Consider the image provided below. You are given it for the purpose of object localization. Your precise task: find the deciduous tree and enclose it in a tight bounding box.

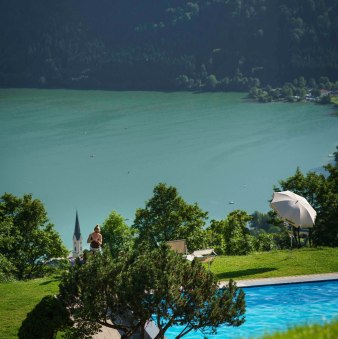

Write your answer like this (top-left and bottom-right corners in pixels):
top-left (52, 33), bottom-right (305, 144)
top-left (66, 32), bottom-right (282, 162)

top-left (132, 183), bottom-right (208, 251)
top-left (0, 193), bottom-right (68, 280)
top-left (101, 210), bottom-right (134, 259)
top-left (207, 210), bottom-right (253, 255)
top-left (275, 164), bottom-right (338, 246)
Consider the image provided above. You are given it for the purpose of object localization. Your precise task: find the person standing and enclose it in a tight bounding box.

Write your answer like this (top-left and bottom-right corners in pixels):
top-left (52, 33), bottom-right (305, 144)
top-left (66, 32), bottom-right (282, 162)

top-left (87, 224), bottom-right (102, 253)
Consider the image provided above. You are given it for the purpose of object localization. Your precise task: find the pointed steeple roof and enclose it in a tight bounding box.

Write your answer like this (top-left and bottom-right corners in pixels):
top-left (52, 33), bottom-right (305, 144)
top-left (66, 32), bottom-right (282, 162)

top-left (74, 210), bottom-right (82, 240)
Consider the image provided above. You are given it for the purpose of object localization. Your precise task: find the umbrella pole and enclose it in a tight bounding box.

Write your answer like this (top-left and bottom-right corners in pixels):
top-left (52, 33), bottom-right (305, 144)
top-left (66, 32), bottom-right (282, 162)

top-left (292, 226), bottom-right (301, 248)
top-left (292, 226), bottom-right (297, 248)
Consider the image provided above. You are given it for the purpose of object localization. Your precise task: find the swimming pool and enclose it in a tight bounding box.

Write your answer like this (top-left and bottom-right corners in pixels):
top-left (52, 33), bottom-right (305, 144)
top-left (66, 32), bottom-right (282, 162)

top-left (165, 280), bottom-right (338, 339)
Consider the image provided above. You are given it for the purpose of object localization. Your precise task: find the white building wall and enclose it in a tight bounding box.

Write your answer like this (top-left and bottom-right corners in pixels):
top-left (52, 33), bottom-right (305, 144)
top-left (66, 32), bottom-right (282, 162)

top-left (72, 235), bottom-right (83, 257)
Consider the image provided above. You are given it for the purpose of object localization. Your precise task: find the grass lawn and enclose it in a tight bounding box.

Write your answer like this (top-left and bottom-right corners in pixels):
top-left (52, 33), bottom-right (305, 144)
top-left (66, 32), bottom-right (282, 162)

top-left (0, 276), bottom-right (60, 339)
top-left (0, 248), bottom-right (337, 339)
top-left (211, 247), bottom-right (338, 281)
top-left (262, 321), bottom-right (338, 339)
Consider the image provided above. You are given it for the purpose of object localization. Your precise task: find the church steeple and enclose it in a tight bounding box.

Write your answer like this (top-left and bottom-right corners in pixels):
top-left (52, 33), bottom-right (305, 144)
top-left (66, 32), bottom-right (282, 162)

top-left (72, 210), bottom-right (83, 257)
top-left (74, 210), bottom-right (81, 240)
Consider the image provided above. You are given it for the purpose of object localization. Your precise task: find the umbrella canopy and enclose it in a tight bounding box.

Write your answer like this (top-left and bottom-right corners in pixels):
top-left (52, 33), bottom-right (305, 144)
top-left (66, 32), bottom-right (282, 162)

top-left (270, 191), bottom-right (316, 227)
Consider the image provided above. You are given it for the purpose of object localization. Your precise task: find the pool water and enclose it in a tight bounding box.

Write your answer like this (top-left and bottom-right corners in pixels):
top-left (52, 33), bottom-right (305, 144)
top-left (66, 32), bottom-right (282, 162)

top-left (165, 280), bottom-right (338, 339)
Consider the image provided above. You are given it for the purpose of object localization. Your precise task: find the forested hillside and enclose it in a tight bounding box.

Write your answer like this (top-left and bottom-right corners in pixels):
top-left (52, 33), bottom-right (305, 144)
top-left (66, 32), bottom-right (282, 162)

top-left (0, 0), bottom-right (337, 91)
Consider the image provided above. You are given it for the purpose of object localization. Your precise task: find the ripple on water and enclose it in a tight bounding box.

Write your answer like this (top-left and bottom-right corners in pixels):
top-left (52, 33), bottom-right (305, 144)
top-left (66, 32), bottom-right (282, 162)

top-left (165, 280), bottom-right (338, 339)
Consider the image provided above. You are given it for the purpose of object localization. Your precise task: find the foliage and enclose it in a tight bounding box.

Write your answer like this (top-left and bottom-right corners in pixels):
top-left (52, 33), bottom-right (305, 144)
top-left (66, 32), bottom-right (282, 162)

top-left (318, 94), bottom-right (332, 104)
top-left (250, 211), bottom-right (274, 234)
top-left (59, 245), bottom-right (245, 339)
top-left (249, 211), bottom-right (289, 250)
top-left (100, 210), bottom-right (134, 259)
top-left (207, 210), bottom-right (254, 255)
top-left (249, 76), bottom-right (338, 103)
top-left (18, 295), bottom-right (72, 339)
top-left (132, 183), bottom-right (208, 251)
top-left (275, 164), bottom-right (338, 247)
top-left (252, 233), bottom-right (276, 252)
top-left (273, 228), bottom-right (294, 250)
top-left (1, 0), bottom-right (337, 90)
top-left (0, 253), bottom-right (15, 282)
top-left (0, 193), bottom-right (68, 280)
top-left (208, 209), bottom-right (286, 254)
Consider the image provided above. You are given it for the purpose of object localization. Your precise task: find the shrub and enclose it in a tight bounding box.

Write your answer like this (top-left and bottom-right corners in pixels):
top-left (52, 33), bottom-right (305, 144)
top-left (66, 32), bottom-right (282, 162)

top-left (0, 254), bottom-right (15, 282)
top-left (253, 233), bottom-right (276, 252)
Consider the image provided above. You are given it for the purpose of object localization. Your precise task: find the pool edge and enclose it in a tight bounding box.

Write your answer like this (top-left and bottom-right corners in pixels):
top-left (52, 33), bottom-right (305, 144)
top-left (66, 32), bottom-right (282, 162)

top-left (219, 272), bottom-right (338, 288)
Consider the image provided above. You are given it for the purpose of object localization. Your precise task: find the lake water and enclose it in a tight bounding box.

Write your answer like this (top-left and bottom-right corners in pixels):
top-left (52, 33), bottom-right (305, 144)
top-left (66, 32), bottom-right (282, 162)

top-left (0, 89), bottom-right (337, 249)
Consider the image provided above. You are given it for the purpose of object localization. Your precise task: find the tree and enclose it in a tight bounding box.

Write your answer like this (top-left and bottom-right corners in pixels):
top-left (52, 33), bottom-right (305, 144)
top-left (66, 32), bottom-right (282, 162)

top-left (311, 88), bottom-right (321, 97)
top-left (222, 210), bottom-right (253, 255)
top-left (175, 74), bottom-right (191, 89)
top-left (0, 253), bottom-right (15, 282)
top-left (101, 210), bottom-right (134, 259)
top-left (249, 211), bottom-right (271, 234)
top-left (248, 211), bottom-right (286, 250)
top-left (207, 210), bottom-right (253, 255)
top-left (0, 193), bottom-right (68, 280)
top-left (249, 86), bottom-right (260, 98)
top-left (59, 245), bottom-right (245, 339)
top-left (205, 219), bottom-right (226, 255)
top-left (2, 0), bottom-right (338, 91)
top-left (132, 183), bottom-right (208, 251)
top-left (206, 74), bottom-right (218, 90)
top-left (297, 76), bottom-right (307, 88)
top-left (318, 94), bottom-right (331, 104)
top-left (253, 233), bottom-right (276, 252)
top-left (275, 164), bottom-right (338, 247)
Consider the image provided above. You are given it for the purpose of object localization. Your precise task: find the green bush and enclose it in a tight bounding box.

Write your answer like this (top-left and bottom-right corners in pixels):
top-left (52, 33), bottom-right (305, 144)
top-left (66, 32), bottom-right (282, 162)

top-left (253, 233), bottom-right (276, 251)
top-left (0, 254), bottom-right (15, 282)
top-left (273, 229), bottom-right (292, 250)
top-left (318, 94), bottom-right (332, 104)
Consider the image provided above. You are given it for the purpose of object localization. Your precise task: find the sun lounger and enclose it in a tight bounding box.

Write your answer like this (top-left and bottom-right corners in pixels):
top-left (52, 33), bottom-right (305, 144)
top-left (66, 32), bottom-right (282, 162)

top-left (166, 240), bottom-right (216, 267)
top-left (192, 248), bottom-right (217, 265)
top-left (166, 239), bottom-right (188, 255)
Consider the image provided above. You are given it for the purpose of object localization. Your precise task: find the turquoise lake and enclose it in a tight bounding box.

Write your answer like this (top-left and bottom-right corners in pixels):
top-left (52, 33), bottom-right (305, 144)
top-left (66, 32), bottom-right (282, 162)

top-left (0, 89), bottom-right (337, 249)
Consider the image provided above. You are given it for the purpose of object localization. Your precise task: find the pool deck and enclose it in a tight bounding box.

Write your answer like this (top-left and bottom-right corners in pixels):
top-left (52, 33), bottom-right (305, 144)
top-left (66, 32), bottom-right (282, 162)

top-left (221, 272), bottom-right (338, 288)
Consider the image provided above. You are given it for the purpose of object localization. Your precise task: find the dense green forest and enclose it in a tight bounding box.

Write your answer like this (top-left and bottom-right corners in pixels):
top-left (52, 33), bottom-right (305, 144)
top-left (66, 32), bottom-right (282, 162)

top-left (0, 0), bottom-right (337, 91)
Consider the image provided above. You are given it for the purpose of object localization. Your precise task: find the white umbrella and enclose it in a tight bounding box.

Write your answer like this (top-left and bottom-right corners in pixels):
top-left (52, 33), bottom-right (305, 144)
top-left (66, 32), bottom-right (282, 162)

top-left (270, 191), bottom-right (316, 227)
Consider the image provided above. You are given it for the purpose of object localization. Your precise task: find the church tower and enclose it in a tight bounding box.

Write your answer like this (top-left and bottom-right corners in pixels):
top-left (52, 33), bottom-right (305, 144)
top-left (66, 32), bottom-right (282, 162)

top-left (72, 211), bottom-right (83, 257)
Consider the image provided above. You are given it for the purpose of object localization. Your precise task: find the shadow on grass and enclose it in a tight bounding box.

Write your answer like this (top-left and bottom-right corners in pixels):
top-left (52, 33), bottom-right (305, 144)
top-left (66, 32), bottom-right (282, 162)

top-left (216, 267), bottom-right (277, 280)
top-left (39, 275), bottom-right (62, 285)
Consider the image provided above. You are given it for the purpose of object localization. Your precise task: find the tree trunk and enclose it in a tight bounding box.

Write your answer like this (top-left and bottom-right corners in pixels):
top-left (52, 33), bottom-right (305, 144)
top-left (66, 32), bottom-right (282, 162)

top-left (154, 329), bottom-right (165, 339)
